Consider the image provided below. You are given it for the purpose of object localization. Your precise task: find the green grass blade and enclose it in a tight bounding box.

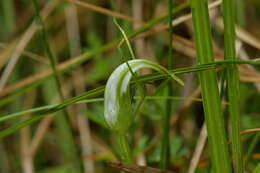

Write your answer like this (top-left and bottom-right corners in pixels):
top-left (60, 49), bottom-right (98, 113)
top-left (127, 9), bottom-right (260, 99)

top-left (160, 0), bottom-right (174, 169)
top-left (222, 0), bottom-right (243, 172)
top-left (190, 0), bottom-right (232, 172)
top-left (0, 60), bottom-right (259, 123)
top-left (0, 60), bottom-right (259, 138)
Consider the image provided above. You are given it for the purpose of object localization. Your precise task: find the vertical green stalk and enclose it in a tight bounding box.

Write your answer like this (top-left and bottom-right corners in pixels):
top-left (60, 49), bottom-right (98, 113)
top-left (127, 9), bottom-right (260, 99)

top-left (235, 0), bottom-right (258, 169)
top-left (117, 134), bottom-right (132, 163)
top-left (223, 0), bottom-right (243, 172)
top-left (190, 0), bottom-right (232, 173)
top-left (31, 0), bottom-right (81, 171)
top-left (160, 0), bottom-right (174, 169)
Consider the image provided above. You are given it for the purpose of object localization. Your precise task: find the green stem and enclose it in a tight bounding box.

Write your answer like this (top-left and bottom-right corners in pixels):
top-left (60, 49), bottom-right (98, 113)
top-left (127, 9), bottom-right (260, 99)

top-left (190, 0), bottom-right (232, 173)
top-left (160, 0), bottom-right (174, 169)
top-left (222, 0), bottom-right (243, 172)
top-left (117, 134), bottom-right (132, 163)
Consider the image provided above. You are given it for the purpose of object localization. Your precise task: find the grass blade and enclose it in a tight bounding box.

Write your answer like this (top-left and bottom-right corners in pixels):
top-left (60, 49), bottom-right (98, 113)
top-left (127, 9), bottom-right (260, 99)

top-left (0, 60), bottom-right (259, 138)
top-left (222, 0), bottom-right (243, 172)
top-left (160, 0), bottom-right (174, 169)
top-left (190, 0), bottom-right (232, 172)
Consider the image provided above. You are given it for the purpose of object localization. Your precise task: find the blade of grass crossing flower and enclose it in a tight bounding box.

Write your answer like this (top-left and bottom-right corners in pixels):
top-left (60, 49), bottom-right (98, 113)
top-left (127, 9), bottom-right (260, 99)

top-left (0, 60), bottom-right (258, 124)
top-left (104, 59), bottom-right (183, 134)
top-left (113, 18), bottom-right (136, 60)
top-left (113, 19), bottom-right (147, 164)
top-left (190, 0), bottom-right (232, 173)
top-left (0, 60), bottom-right (259, 138)
top-left (114, 18), bottom-right (147, 128)
top-left (104, 59), bottom-right (183, 162)
top-left (222, 0), bottom-right (243, 172)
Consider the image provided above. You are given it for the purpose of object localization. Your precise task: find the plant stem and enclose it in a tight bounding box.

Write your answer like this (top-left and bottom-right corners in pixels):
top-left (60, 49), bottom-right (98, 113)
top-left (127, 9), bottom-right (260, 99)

top-left (222, 0), bottom-right (243, 172)
top-left (160, 0), bottom-right (174, 169)
top-left (190, 0), bottom-right (232, 173)
top-left (117, 134), bottom-right (132, 163)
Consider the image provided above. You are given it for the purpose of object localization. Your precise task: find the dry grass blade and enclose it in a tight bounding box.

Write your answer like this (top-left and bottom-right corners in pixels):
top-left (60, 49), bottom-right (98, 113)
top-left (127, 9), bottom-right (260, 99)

top-left (65, 3), bottom-right (94, 172)
top-left (240, 128), bottom-right (260, 136)
top-left (137, 0), bottom-right (222, 39)
top-left (187, 123), bottom-right (207, 173)
top-left (215, 18), bottom-right (260, 50)
top-left (0, 43), bottom-right (48, 64)
top-left (66, 0), bottom-right (140, 23)
top-left (107, 161), bottom-right (175, 173)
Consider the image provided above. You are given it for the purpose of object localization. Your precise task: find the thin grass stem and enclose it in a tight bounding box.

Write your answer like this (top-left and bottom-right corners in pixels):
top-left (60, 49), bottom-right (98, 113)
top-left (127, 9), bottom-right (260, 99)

top-left (160, 0), bottom-right (174, 169)
top-left (222, 0), bottom-right (243, 172)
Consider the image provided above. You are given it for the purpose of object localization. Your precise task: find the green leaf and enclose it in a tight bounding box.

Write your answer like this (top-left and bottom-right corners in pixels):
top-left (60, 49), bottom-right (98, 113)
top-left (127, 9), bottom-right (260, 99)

top-left (104, 59), bottom-right (184, 134)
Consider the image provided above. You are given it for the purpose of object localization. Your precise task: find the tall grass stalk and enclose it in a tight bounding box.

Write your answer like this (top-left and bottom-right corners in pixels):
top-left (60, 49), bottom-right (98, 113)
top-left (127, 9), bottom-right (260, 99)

top-left (190, 0), bottom-right (232, 173)
top-left (222, 0), bottom-right (243, 172)
top-left (160, 0), bottom-right (174, 169)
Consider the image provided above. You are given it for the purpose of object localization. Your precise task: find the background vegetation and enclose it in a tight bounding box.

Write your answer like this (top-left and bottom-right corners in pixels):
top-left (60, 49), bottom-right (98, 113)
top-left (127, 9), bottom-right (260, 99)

top-left (0, 0), bottom-right (260, 173)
